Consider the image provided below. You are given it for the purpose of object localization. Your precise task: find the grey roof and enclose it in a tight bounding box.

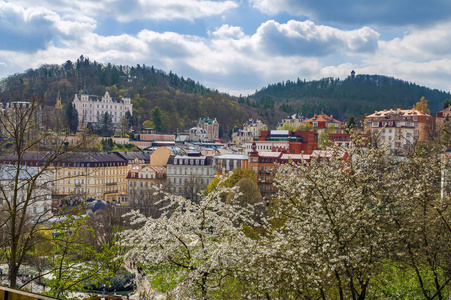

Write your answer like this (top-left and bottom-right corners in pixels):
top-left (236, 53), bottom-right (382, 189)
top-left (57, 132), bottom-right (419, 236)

top-left (0, 151), bottom-right (127, 165)
top-left (113, 151), bottom-right (150, 163)
top-left (0, 165), bottom-right (51, 181)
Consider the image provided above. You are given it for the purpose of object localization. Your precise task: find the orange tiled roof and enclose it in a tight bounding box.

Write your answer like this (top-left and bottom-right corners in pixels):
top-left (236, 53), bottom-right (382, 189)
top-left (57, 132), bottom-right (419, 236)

top-left (302, 114), bottom-right (343, 124)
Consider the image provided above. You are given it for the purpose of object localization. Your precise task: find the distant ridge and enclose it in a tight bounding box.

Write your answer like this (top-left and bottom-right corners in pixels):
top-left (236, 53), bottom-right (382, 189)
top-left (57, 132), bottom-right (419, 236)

top-left (249, 74), bottom-right (451, 121)
top-left (1, 57), bottom-right (449, 133)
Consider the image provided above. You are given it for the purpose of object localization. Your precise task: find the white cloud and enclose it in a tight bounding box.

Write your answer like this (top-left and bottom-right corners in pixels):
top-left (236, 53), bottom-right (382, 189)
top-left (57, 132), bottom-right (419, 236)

top-left (211, 25), bottom-right (245, 39)
top-left (1, 0), bottom-right (451, 96)
top-left (253, 20), bottom-right (379, 56)
top-left (379, 22), bottom-right (451, 61)
top-left (10, 0), bottom-right (238, 22)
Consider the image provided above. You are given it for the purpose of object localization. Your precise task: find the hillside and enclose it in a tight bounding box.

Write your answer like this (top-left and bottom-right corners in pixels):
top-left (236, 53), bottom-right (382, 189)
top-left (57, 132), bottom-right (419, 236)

top-left (249, 74), bottom-right (451, 121)
top-left (1, 58), bottom-right (450, 136)
top-left (0, 56), bottom-right (254, 138)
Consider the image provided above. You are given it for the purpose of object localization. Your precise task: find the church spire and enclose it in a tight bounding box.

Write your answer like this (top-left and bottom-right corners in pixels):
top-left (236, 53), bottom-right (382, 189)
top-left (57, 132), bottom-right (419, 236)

top-left (55, 91), bottom-right (63, 110)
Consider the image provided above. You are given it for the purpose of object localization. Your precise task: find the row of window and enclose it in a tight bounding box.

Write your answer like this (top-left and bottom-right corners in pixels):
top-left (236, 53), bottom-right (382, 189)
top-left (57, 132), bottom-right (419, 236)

top-left (58, 169), bottom-right (127, 176)
top-left (58, 177), bottom-right (125, 185)
top-left (372, 121), bottom-right (419, 128)
top-left (169, 177), bottom-right (206, 185)
top-left (130, 173), bottom-right (155, 178)
top-left (80, 103), bottom-right (129, 110)
top-left (173, 159), bottom-right (206, 165)
top-left (168, 167), bottom-right (213, 175)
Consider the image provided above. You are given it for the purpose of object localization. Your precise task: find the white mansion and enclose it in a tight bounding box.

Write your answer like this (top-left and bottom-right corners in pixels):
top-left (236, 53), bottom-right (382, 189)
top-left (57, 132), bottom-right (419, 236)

top-left (73, 89), bottom-right (133, 129)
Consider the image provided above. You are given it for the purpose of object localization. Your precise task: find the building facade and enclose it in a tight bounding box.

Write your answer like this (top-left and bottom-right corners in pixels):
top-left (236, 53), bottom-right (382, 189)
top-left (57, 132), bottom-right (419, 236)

top-left (198, 117), bottom-right (219, 141)
top-left (166, 151), bottom-right (216, 200)
top-left (215, 154), bottom-right (249, 174)
top-left (0, 165), bottom-right (52, 218)
top-left (244, 130), bottom-right (319, 155)
top-left (301, 114), bottom-right (344, 133)
top-left (232, 119), bottom-right (268, 146)
top-left (0, 152), bottom-right (128, 203)
top-left (364, 108), bottom-right (433, 151)
top-left (277, 113), bottom-right (306, 129)
top-left (73, 90), bottom-right (132, 129)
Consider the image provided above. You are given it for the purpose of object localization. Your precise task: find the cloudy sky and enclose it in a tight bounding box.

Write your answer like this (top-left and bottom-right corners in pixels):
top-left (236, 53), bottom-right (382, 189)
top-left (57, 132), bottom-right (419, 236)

top-left (1, 0), bottom-right (451, 95)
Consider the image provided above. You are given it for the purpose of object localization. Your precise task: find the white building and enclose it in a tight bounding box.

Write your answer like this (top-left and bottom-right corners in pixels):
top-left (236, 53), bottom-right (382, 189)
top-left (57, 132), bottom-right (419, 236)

top-left (232, 119), bottom-right (268, 146)
top-left (166, 151), bottom-right (216, 199)
top-left (73, 90), bottom-right (132, 129)
top-left (0, 165), bottom-right (52, 218)
top-left (189, 127), bottom-right (208, 142)
top-left (277, 113), bottom-right (306, 129)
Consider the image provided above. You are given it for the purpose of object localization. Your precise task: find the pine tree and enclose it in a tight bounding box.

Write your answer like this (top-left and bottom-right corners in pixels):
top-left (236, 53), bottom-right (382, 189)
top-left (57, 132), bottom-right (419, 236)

top-left (65, 103), bottom-right (79, 134)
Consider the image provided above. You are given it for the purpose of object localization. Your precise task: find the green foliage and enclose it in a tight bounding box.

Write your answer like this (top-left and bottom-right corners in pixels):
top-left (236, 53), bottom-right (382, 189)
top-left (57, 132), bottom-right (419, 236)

top-left (370, 261), bottom-right (451, 299)
top-left (97, 112), bottom-right (114, 137)
top-left (346, 115), bottom-right (355, 131)
top-left (65, 103), bottom-right (78, 134)
top-left (100, 138), bottom-right (114, 151)
top-left (44, 213), bottom-right (122, 299)
top-left (204, 167), bottom-right (257, 196)
top-left (443, 99), bottom-right (451, 109)
top-left (142, 120), bottom-right (154, 129)
top-left (296, 123), bottom-right (313, 131)
top-left (318, 131), bottom-right (329, 148)
top-left (151, 107), bottom-right (163, 132)
top-left (279, 122), bottom-right (295, 131)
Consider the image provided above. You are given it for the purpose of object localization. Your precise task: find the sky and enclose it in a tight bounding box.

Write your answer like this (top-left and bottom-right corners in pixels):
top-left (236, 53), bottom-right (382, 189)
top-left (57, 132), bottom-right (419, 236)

top-left (1, 0), bottom-right (451, 96)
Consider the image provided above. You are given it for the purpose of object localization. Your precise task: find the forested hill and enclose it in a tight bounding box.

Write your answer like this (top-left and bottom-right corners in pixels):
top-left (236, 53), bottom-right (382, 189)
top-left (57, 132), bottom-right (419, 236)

top-left (0, 56), bottom-right (254, 137)
top-left (249, 75), bottom-right (451, 120)
top-left (2, 57), bottom-right (451, 134)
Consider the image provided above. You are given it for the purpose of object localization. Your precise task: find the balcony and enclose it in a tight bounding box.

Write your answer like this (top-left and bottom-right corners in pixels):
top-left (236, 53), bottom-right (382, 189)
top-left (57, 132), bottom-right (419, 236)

top-left (106, 182), bottom-right (118, 186)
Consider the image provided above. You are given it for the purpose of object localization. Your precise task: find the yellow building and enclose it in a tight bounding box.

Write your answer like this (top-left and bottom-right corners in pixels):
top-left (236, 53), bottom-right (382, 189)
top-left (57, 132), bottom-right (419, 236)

top-left (0, 152), bottom-right (128, 204)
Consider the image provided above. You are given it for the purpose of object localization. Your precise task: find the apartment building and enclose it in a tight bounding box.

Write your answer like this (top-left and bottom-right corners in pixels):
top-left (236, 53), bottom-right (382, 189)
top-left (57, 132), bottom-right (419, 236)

top-left (0, 152), bottom-right (128, 203)
top-left (166, 151), bottom-right (216, 199)
top-left (364, 108), bottom-right (433, 151)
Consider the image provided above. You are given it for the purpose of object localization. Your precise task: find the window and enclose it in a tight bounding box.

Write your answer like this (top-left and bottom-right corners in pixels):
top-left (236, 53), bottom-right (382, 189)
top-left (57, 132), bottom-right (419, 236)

top-left (372, 122), bottom-right (379, 127)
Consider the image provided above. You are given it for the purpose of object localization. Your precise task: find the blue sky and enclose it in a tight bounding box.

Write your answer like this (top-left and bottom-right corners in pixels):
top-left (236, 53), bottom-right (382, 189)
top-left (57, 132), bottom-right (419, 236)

top-left (1, 0), bottom-right (451, 96)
